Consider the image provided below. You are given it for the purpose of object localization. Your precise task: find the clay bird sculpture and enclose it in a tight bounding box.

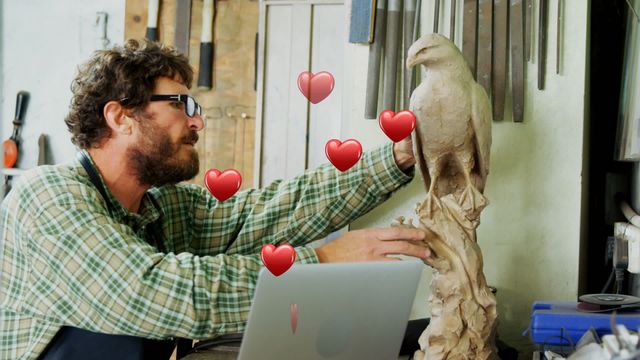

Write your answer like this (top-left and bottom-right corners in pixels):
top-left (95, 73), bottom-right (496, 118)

top-left (406, 33), bottom-right (492, 219)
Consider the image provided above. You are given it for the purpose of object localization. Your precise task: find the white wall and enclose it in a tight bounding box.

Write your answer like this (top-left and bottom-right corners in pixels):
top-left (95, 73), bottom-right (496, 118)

top-left (342, 0), bottom-right (590, 353)
top-left (1, 0), bottom-right (125, 169)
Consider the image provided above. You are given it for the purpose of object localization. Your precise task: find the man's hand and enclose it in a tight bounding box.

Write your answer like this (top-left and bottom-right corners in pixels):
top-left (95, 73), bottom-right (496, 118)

top-left (314, 227), bottom-right (431, 263)
top-left (393, 136), bottom-right (416, 172)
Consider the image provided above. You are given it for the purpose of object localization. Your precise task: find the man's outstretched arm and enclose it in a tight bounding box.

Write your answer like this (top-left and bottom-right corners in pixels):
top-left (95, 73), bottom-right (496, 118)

top-left (182, 141), bottom-right (416, 257)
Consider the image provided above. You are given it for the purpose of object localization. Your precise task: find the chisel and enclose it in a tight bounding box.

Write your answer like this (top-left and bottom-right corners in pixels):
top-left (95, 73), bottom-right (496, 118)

top-left (145, 0), bottom-right (159, 41)
top-left (197, 0), bottom-right (215, 90)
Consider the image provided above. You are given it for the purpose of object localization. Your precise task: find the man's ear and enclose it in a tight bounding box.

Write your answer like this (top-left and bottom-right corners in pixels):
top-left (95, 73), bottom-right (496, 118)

top-left (103, 101), bottom-right (134, 135)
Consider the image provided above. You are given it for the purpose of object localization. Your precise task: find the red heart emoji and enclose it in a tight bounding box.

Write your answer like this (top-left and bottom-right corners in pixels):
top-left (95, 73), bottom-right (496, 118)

top-left (379, 110), bottom-right (417, 142)
top-left (297, 71), bottom-right (335, 104)
top-left (325, 139), bottom-right (362, 172)
top-left (204, 169), bottom-right (242, 202)
top-left (261, 244), bottom-right (296, 276)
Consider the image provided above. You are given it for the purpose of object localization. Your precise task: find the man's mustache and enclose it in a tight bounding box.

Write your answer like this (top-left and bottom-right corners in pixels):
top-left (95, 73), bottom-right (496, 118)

top-left (183, 132), bottom-right (199, 144)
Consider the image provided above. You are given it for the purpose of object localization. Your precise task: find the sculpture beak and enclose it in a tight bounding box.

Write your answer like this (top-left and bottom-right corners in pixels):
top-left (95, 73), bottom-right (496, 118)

top-left (406, 48), bottom-right (425, 69)
top-left (406, 56), bottom-right (418, 70)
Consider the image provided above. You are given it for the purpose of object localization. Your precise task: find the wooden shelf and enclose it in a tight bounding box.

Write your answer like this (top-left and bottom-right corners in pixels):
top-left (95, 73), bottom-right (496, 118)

top-left (2, 168), bottom-right (27, 176)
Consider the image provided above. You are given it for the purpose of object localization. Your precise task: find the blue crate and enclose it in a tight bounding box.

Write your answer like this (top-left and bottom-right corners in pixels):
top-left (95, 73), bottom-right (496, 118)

top-left (529, 301), bottom-right (640, 346)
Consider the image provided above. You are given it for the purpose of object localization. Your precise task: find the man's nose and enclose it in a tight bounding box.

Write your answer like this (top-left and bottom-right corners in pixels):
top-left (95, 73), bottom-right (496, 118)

top-left (189, 113), bottom-right (205, 131)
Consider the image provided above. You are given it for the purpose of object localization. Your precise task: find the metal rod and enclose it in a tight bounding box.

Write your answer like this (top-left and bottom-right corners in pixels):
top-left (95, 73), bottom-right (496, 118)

top-left (403, 0), bottom-right (417, 109)
top-left (556, 0), bottom-right (563, 74)
top-left (450, 0), bottom-right (457, 39)
top-left (364, 0), bottom-right (388, 119)
top-left (525, 0), bottom-right (533, 61)
top-left (434, 0), bottom-right (441, 33)
top-left (410, 0), bottom-right (422, 92)
top-left (538, 0), bottom-right (548, 90)
top-left (383, 0), bottom-right (402, 111)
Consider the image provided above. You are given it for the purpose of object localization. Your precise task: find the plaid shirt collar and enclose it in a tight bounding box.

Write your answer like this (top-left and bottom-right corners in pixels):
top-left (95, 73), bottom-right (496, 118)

top-left (78, 149), bottom-right (163, 228)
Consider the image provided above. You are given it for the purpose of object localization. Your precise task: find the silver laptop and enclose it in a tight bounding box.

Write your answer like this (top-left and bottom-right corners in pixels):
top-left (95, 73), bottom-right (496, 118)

top-left (238, 260), bottom-right (424, 360)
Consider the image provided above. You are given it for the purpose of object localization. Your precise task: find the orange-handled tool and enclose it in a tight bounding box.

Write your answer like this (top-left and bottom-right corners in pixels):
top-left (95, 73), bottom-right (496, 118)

top-left (3, 91), bottom-right (29, 168)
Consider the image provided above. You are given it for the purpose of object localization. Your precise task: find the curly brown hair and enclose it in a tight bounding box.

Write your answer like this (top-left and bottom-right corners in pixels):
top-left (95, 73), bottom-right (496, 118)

top-left (65, 39), bottom-right (193, 149)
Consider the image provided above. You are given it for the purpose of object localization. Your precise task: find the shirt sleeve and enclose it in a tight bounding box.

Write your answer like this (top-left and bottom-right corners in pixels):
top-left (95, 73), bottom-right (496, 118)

top-left (183, 142), bottom-right (414, 259)
top-left (23, 193), bottom-right (263, 340)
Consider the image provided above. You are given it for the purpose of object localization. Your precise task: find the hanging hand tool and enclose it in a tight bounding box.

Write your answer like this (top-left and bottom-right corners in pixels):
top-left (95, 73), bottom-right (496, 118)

top-left (145, 0), bottom-right (159, 41)
top-left (38, 134), bottom-right (48, 166)
top-left (403, 0), bottom-right (417, 109)
top-left (538, 0), bottom-right (548, 90)
top-left (174, 0), bottom-right (192, 56)
top-left (410, 0), bottom-right (422, 92)
top-left (365, 0), bottom-right (387, 119)
top-left (197, 0), bottom-right (215, 90)
top-left (433, 0), bottom-right (440, 33)
top-left (462, 0), bottom-right (478, 79)
top-left (492, 0), bottom-right (508, 121)
top-left (525, 0), bottom-right (533, 61)
top-left (383, 0), bottom-right (401, 111)
top-left (477, 0), bottom-right (493, 97)
top-left (254, 32), bottom-right (258, 91)
top-left (3, 91), bottom-right (29, 168)
top-left (510, 0), bottom-right (525, 122)
top-left (556, 0), bottom-right (564, 74)
top-left (450, 0), bottom-right (457, 39)
top-left (95, 12), bottom-right (110, 49)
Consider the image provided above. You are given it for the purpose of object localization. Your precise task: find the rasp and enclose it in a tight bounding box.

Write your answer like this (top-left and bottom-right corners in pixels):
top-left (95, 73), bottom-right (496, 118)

top-left (492, 0), bottom-right (508, 121)
top-left (510, 0), bottom-right (525, 122)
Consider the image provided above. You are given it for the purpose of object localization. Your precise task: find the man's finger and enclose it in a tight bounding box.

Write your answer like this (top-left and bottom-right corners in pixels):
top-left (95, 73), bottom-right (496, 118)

top-left (378, 241), bottom-right (431, 260)
top-left (373, 227), bottom-right (425, 242)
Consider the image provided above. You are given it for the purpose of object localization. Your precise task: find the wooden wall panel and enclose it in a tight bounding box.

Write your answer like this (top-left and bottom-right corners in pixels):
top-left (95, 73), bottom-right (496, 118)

top-left (125, 0), bottom-right (258, 189)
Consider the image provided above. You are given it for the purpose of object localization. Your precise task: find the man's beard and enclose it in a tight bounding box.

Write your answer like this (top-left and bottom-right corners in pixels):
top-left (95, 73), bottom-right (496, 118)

top-left (127, 122), bottom-right (200, 187)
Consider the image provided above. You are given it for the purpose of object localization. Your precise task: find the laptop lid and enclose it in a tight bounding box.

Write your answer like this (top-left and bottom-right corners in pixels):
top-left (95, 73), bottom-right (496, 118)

top-left (238, 260), bottom-right (424, 360)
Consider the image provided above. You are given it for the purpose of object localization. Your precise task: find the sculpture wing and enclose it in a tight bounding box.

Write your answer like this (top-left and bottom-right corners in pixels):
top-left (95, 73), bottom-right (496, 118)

top-left (470, 83), bottom-right (492, 192)
top-left (410, 89), bottom-right (432, 194)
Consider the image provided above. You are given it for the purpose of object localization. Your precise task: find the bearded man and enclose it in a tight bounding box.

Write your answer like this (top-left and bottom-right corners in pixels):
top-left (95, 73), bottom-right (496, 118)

top-left (0, 39), bottom-right (429, 360)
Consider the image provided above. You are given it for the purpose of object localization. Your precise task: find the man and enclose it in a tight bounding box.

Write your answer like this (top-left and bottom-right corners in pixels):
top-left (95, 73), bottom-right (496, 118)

top-left (0, 40), bottom-right (429, 359)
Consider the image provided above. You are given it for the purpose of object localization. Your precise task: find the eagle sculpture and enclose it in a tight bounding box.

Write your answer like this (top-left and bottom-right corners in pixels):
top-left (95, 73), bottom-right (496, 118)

top-left (397, 33), bottom-right (498, 360)
top-left (406, 33), bottom-right (492, 219)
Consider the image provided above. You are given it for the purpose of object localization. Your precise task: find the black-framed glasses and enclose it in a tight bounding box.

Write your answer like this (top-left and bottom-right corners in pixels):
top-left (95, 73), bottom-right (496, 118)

top-left (149, 94), bottom-right (202, 118)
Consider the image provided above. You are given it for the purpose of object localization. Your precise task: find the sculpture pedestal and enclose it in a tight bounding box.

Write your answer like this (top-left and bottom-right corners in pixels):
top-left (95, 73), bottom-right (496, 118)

top-left (395, 194), bottom-right (498, 360)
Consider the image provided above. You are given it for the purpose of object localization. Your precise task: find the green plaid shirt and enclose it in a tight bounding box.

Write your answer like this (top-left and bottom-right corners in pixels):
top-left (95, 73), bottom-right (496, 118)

top-left (0, 143), bottom-right (413, 359)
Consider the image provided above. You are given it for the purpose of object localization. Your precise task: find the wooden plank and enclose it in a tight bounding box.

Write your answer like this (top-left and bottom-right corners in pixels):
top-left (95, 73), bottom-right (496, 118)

top-left (308, 4), bottom-right (344, 169)
top-left (124, 0), bottom-right (146, 40)
top-left (286, 4), bottom-right (312, 178)
top-left (261, 5), bottom-right (311, 186)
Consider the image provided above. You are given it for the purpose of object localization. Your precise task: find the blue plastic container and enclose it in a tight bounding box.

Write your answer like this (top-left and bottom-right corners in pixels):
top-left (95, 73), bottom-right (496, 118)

top-left (529, 301), bottom-right (640, 346)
